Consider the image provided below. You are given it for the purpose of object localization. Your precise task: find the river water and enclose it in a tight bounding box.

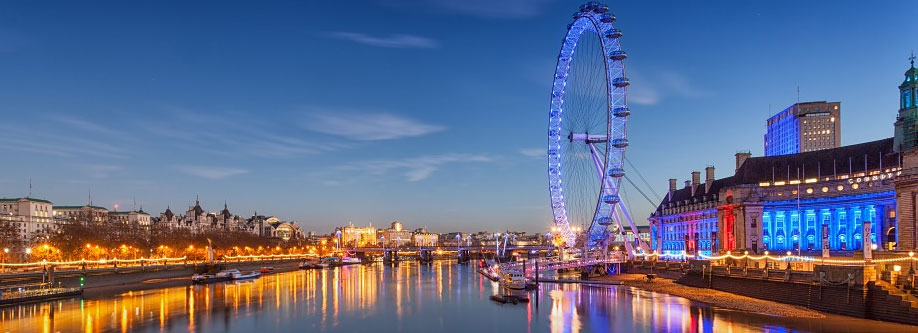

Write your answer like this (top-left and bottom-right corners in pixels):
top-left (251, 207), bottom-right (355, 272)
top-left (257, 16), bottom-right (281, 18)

top-left (0, 261), bottom-right (912, 332)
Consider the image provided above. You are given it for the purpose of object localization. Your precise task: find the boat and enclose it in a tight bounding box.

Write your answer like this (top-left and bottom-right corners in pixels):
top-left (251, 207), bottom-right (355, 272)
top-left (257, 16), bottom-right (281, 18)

top-left (231, 270), bottom-right (261, 280)
top-left (500, 271), bottom-right (528, 290)
top-left (298, 260), bottom-right (318, 269)
top-left (192, 269), bottom-right (236, 284)
top-left (489, 294), bottom-right (530, 304)
top-left (0, 284), bottom-right (83, 306)
top-left (478, 267), bottom-right (500, 281)
top-left (341, 256), bottom-right (361, 264)
top-left (321, 256), bottom-right (342, 267)
top-left (477, 260), bottom-right (502, 281)
top-left (258, 267), bottom-right (274, 274)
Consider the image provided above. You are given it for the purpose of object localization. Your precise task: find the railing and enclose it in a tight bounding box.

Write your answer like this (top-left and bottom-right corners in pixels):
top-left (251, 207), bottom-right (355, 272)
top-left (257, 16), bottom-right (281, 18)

top-left (499, 254), bottom-right (625, 274)
top-left (0, 254), bottom-right (320, 274)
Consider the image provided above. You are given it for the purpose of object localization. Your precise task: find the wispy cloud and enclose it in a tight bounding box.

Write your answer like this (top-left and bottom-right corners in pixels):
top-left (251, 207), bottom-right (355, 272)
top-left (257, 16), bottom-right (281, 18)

top-left (520, 148), bottom-right (544, 158)
top-left (142, 108), bottom-right (345, 158)
top-left (338, 153), bottom-right (492, 182)
top-left (628, 69), bottom-right (713, 106)
top-left (0, 122), bottom-right (127, 158)
top-left (175, 166), bottom-right (248, 179)
top-left (329, 32), bottom-right (439, 48)
top-left (303, 111), bottom-right (445, 141)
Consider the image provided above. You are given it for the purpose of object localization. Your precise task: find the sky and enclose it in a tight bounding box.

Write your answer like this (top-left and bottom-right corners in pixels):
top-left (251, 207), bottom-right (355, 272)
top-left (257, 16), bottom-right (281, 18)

top-left (0, 1), bottom-right (912, 234)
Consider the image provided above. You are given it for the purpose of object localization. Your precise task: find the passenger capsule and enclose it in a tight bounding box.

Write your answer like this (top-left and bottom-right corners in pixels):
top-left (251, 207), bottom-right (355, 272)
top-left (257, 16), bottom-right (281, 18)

top-left (602, 195), bottom-right (620, 204)
top-left (613, 107), bottom-right (631, 117)
top-left (597, 217), bottom-right (613, 226)
top-left (600, 14), bottom-right (616, 23)
top-left (612, 77), bottom-right (630, 87)
top-left (608, 168), bottom-right (625, 177)
top-left (611, 138), bottom-right (629, 148)
top-left (609, 51), bottom-right (628, 60)
top-left (605, 29), bottom-right (623, 39)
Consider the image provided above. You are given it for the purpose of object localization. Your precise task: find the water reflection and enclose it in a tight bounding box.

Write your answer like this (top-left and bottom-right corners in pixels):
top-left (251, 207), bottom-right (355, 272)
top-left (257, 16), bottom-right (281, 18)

top-left (0, 261), bottom-right (914, 332)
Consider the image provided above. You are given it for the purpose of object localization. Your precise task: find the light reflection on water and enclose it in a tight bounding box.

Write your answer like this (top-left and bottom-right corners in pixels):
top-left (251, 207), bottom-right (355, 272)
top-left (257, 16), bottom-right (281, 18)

top-left (0, 261), bottom-right (913, 332)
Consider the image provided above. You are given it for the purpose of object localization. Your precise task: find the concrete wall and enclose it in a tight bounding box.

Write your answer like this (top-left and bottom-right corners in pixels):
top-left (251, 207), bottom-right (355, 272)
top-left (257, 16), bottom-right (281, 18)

top-left (676, 271), bottom-right (918, 326)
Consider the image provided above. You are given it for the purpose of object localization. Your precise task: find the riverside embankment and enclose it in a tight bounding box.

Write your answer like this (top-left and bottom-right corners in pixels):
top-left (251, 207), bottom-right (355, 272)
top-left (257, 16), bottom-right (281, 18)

top-left (0, 259), bottom-right (302, 299)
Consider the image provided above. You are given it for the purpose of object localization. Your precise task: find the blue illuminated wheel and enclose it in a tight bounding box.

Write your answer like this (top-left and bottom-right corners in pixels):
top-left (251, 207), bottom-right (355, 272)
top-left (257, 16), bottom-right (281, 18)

top-left (548, 1), bottom-right (629, 248)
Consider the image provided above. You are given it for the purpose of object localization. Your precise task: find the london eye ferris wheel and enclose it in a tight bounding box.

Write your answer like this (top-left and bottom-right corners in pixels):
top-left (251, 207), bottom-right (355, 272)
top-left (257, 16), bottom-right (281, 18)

top-left (548, 2), bottom-right (642, 251)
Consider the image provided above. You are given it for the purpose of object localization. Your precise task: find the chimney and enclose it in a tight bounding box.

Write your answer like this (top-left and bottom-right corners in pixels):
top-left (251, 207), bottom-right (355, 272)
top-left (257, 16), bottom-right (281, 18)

top-left (668, 178), bottom-right (676, 200)
top-left (705, 166), bottom-right (715, 193)
top-left (684, 180), bottom-right (691, 188)
top-left (691, 171), bottom-right (701, 196)
top-left (735, 152), bottom-right (752, 173)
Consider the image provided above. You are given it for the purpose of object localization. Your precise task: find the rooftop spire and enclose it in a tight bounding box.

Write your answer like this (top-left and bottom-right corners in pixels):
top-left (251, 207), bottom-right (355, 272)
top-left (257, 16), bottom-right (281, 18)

top-left (911, 50), bottom-right (916, 68)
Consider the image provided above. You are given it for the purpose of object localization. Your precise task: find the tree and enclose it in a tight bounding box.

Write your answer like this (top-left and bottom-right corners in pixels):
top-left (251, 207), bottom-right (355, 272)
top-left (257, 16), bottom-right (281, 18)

top-left (0, 221), bottom-right (21, 252)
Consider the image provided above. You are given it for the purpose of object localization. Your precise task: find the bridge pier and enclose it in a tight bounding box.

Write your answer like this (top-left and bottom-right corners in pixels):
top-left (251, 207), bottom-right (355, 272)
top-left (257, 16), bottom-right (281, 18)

top-left (457, 249), bottom-right (471, 264)
top-left (419, 249), bottom-right (433, 264)
top-left (383, 249), bottom-right (399, 264)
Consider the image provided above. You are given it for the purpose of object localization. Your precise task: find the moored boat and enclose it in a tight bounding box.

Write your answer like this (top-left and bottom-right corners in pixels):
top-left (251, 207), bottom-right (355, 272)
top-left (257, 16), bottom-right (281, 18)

top-left (231, 270), bottom-right (261, 280)
top-left (500, 270), bottom-right (528, 290)
top-left (489, 294), bottom-right (529, 304)
top-left (192, 269), bottom-right (236, 284)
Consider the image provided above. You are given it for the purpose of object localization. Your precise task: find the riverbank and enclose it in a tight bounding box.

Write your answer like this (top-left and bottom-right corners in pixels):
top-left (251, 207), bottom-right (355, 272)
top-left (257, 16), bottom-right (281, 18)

top-left (593, 273), bottom-right (826, 319)
top-left (80, 261), bottom-right (302, 297)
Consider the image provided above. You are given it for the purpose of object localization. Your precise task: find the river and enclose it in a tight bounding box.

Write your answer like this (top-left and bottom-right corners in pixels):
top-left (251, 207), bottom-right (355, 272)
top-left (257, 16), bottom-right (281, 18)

top-left (0, 261), bottom-right (911, 332)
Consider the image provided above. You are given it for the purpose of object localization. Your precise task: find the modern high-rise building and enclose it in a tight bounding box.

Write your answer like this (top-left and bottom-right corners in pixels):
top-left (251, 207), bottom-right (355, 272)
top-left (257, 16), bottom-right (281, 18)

top-left (764, 101), bottom-right (841, 156)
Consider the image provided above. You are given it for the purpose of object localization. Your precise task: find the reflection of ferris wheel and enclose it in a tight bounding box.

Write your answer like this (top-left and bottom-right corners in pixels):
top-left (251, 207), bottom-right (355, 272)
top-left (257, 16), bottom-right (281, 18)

top-left (547, 2), bottom-right (646, 252)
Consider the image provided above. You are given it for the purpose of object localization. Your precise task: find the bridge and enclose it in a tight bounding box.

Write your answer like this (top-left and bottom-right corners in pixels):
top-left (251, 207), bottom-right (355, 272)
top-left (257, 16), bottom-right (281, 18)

top-left (337, 246), bottom-right (553, 253)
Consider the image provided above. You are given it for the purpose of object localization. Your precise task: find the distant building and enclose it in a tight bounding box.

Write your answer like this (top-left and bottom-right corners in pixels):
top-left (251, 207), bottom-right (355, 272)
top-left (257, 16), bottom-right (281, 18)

top-left (53, 204), bottom-right (109, 223)
top-left (765, 101), bottom-right (841, 156)
top-left (378, 221), bottom-right (412, 247)
top-left (611, 225), bottom-right (650, 245)
top-left (274, 222), bottom-right (304, 241)
top-left (0, 197), bottom-right (54, 242)
top-left (411, 228), bottom-right (438, 247)
top-left (439, 232), bottom-right (469, 247)
top-left (109, 209), bottom-right (152, 226)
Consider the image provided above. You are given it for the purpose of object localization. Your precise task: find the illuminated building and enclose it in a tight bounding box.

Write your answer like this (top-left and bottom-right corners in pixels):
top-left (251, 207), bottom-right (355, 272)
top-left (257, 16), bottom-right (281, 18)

top-left (1, 197), bottom-right (54, 241)
top-left (378, 221), bottom-right (412, 247)
top-left (765, 101), bottom-right (841, 156)
top-left (109, 209), bottom-right (152, 226)
top-left (411, 228), bottom-right (439, 247)
top-left (339, 223), bottom-right (377, 247)
top-left (651, 140), bottom-right (901, 255)
top-left (53, 204), bottom-right (109, 223)
top-left (650, 63), bottom-right (918, 255)
top-left (894, 55), bottom-right (918, 250)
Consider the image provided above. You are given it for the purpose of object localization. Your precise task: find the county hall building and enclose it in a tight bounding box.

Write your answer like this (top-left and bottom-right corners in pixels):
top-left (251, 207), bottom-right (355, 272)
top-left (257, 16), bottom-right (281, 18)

top-left (649, 61), bottom-right (918, 256)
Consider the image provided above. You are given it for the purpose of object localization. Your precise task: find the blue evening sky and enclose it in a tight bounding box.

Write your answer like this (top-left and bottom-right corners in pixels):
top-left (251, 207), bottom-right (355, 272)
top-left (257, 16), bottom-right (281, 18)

top-left (0, 1), bottom-right (910, 233)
